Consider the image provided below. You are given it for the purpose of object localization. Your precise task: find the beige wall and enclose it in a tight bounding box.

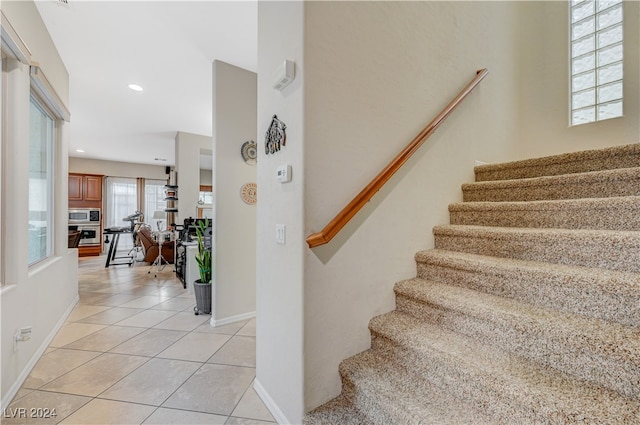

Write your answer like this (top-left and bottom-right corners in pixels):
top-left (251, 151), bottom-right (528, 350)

top-left (175, 131), bottom-right (212, 223)
top-left (200, 169), bottom-right (212, 186)
top-left (1, 1), bottom-right (76, 406)
top-left (256, 2), bottom-right (305, 423)
top-left (256, 1), bottom-right (521, 421)
top-left (211, 60), bottom-right (257, 324)
top-left (69, 157), bottom-right (168, 180)
top-left (302, 1), bottom-right (522, 411)
top-left (516, 1), bottom-right (640, 159)
top-left (1, 1), bottom-right (68, 107)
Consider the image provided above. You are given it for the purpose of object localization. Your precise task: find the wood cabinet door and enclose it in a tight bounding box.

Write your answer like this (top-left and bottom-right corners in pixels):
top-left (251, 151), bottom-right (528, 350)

top-left (83, 175), bottom-right (102, 201)
top-left (68, 174), bottom-right (83, 201)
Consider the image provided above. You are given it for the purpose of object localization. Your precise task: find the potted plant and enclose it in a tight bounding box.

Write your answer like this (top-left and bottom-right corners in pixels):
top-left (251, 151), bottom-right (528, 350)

top-left (193, 218), bottom-right (212, 315)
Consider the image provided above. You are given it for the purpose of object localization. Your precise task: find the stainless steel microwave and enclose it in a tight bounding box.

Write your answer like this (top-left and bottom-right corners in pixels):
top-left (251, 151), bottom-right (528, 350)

top-left (69, 208), bottom-right (101, 224)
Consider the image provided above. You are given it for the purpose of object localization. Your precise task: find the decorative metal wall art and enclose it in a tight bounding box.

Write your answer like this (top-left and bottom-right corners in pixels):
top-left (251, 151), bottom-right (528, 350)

top-left (241, 140), bottom-right (257, 165)
top-left (265, 115), bottom-right (286, 155)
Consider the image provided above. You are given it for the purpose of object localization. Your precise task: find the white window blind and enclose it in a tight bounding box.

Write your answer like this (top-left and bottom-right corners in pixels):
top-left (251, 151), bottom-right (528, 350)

top-left (570, 0), bottom-right (623, 125)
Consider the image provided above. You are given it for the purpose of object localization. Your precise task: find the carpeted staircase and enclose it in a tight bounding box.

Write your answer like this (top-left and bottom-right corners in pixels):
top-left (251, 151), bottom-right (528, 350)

top-left (304, 143), bottom-right (640, 424)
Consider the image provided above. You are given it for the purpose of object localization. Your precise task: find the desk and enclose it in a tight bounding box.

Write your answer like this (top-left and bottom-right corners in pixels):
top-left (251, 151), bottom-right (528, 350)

top-left (103, 228), bottom-right (133, 267)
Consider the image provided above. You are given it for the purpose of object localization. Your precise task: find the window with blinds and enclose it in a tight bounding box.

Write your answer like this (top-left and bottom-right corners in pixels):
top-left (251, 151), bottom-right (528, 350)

top-left (570, 0), bottom-right (624, 125)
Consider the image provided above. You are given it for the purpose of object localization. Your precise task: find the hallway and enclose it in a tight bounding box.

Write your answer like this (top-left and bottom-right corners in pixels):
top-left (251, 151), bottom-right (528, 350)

top-left (4, 256), bottom-right (274, 425)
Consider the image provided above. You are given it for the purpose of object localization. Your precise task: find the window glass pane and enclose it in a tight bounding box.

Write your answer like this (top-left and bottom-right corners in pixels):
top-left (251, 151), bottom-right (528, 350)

top-left (570, 0), bottom-right (623, 126)
top-left (572, 53), bottom-right (595, 74)
top-left (572, 17), bottom-right (595, 40)
top-left (572, 107), bottom-right (596, 125)
top-left (1, 55), bottom-right (5, 284)
top-left (597, 43), bottom-right (623, 67)
top-left (597, 24), bottom-right (623, 48)
top-left (597, 99), bottom-right (623, 120)
top-left (597, 81), bottom-right (623, 103)
top-left (572, 1), bottom-right (594, 22)
top-left (597, 62), bottom-right (623, 85)
top-left (28, 98), bottom-right (54, 265)
top-left (573, 71), bottom-right (596, 92)
top-left (572, 88), bottom-right (596, 109)
top-left (596, 0), bottom-right (622, 13)
top-left (199, 191), bottom-right (213, 205)
top-left (144, 179), bottom-right (167, 231)
top-left (597, 4), bottom-right (622, 29)
top-left (572, 35), bottom-right (594, 58)
top-left (105, 177), bottom-right (137, 250)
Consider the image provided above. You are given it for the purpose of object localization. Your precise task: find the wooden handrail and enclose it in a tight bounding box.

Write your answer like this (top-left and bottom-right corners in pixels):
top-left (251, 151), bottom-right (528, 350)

top-left (306, 68), bottom-right (489, 248)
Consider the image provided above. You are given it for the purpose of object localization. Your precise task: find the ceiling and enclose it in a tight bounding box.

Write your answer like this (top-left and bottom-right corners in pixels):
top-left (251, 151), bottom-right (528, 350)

top-left (35, 0), bottom-right (257, 168)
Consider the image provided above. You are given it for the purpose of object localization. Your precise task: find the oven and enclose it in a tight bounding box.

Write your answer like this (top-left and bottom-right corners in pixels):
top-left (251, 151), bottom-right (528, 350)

top-left (69, 208), bottom-right (101, 246)
top-left (69, 208), bottom-right (101, 224)
top-left (69, 224), bottom-right (101, 246)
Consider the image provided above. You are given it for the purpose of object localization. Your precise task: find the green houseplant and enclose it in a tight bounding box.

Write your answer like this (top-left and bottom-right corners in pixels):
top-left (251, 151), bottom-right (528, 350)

top-left (193, 218), bottom-right (212, 315)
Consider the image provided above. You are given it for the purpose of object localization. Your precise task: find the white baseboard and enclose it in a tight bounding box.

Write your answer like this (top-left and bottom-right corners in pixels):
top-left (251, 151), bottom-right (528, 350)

top-left (1, 294), bottom-right (79, 409)
top-left (254, 378), bottom-right (292, 425)
top-left (210, 310), bottom-right (256, 327)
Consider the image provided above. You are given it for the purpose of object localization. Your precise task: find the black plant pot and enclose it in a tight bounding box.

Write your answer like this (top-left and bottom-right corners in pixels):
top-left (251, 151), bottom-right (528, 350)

top-left (193, 280), bottom-right (212, 315)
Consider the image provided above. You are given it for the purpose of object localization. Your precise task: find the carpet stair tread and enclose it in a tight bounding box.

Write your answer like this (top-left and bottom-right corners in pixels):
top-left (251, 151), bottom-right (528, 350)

top-left (394, 277), bottom-right (640, 398)
top-left (304, 143), bottom-right (640, 424)
top-left (474, 143), bottom-right (640, 182)
top-left (462, 166), bottom-right (640, 202)
top-left (339, 349), bottom-right (492, 425)
top-left (433, 224), bottom-right (640, 272)
top-left (369, 310), bottom-right (640, 423)
top-left (414, 249), bottom-right (640, 326)
top-left (448, 196), bottom-right (640, 230)
top-left (304, 396), bottom-right (371, 425)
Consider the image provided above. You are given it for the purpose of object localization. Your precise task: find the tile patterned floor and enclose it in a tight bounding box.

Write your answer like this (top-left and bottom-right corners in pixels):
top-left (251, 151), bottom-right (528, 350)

top-left (4, 256), bottom-right (274, 425)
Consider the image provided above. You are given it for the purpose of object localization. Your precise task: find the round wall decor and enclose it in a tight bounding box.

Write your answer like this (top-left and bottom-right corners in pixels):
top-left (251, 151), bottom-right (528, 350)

top-left (241, 140), bottom-right (257, 165)
top-left (240, 183), bottom-right (257, 205)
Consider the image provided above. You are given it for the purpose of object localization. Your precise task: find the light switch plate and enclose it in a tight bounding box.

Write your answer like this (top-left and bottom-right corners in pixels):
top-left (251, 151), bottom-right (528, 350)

top-left (276, 224), bottom-right (286, 244)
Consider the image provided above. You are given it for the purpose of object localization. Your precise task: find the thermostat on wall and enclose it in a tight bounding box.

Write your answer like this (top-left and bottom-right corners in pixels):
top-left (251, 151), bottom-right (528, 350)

top-left (276, 164), bottom-right (292, 183)
top-left (273, 60), bottom-right (295, 91)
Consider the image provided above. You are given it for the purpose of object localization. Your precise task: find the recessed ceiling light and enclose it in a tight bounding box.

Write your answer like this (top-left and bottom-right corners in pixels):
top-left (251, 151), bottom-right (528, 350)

top-left (128, 83), bottom-right (143, 92)
top-left (75, 149), bottom-right (85, 153)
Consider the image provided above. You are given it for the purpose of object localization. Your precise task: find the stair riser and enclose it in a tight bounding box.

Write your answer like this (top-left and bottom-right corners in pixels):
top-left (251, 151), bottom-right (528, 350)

top-left (415, 257), bottom-right (640, 327)
top-left (474, 145), bottom-right (640, 182)
top-left (339, 366), bottom-right (425, 425)
top-left (370, 334), bottom-right (559, 424)
top-left (395, 294), bottom-right (640, 399)
top-left (339, 380), bottom-right (397, 425)
top-left (433, 231), bottom-right (640, 273)
top-left (463, 172), bottom-right (640, 202)
top-left (449, 203), bottom-right (640, 231)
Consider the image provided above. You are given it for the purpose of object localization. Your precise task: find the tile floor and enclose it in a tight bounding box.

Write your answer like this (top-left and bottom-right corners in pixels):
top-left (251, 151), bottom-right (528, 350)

top-left (4, 256), bottom-right (275, 425)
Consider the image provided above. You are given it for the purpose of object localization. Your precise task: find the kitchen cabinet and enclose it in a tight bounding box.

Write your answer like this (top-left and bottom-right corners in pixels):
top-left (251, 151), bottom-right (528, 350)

top-left (69, 173), bottom-right (103, 208)
top-left (69, 173), bottom-right (104, 256)
top-left (68, 174), bottom-right (83, 201)
top-left (84, 175), bottom-right (102, 201)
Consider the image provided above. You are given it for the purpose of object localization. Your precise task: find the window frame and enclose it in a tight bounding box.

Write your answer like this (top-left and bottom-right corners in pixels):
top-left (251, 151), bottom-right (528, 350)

top-left (570, 0), bottom-right (624, 126)
top-left (28, 92), bottom-right (56, 266)
top-left (1, 52), bottom-right (5, 285)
